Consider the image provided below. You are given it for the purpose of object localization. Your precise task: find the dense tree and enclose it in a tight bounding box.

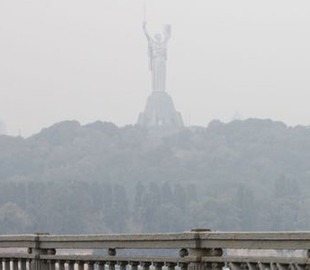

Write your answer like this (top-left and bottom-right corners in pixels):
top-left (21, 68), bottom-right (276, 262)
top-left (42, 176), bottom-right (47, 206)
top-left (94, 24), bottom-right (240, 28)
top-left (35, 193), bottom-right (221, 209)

top-left (0, 119), bottom-right (309, 233)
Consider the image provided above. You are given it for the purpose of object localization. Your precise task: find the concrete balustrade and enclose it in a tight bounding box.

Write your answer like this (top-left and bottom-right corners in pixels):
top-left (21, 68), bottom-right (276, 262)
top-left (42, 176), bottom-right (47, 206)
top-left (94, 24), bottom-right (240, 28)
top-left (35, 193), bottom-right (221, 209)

top-left (0, 230), bottom-right (310, 270)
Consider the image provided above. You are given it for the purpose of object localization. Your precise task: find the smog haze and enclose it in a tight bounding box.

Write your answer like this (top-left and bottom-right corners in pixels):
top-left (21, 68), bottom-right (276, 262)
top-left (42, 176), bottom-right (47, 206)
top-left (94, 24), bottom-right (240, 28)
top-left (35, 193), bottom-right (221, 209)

top-left (1, 0), bottom-right (310, 136)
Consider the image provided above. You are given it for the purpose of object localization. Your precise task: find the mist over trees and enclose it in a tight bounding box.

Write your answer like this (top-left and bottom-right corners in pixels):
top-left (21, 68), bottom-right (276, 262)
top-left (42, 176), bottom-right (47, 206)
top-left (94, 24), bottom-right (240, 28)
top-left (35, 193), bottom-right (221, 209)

top-left (0, 121), bottom-right (6, 135)
top-left (0, 119), bottom-right (309, 234)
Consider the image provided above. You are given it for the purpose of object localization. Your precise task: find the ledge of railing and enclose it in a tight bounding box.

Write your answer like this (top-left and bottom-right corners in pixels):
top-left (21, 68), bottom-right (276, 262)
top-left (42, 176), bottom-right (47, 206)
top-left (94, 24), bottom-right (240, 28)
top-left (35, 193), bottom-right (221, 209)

top-left (0, 235), bottom-right (38, 248)
top-left (199, 231), bottom-right (310, 250)
top-left (0, 230), bottom-right (310, 270)
top-left (38, 232), bottom-right (200, 249)
top-left (36, 231), bottom-right (310, 250)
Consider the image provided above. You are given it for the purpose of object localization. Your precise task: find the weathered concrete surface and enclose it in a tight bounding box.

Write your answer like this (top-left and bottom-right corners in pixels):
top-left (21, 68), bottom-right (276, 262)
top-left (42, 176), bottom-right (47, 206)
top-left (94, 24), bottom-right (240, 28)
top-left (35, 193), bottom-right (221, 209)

top-left (1, 231), bottom-right (310, 270)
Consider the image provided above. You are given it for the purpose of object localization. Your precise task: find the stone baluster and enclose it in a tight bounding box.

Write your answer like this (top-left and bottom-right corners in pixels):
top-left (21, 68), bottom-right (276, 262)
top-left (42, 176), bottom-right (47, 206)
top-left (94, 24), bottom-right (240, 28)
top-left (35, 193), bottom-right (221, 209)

top-left (229, 263), bottom-right (242, 270)
top-left (262, 264), bottom-right (269, 270)
top-left (88, 262), bottom-right (95, 270)
top-left (179, 263), bottom-right (188, 270)
top-left (118, 261), bottom-right (127, 270)
top-left (166, 262), bottom-right (177, 270)
top-left (97, 262), bottom-right (105, 270)
top-left (211, 263), bottom-right (224, 270)
top-left (41, 260), bottom-right (49, 270)
top-left (257, 263), bottom-right (264, 270)
top-left (0, 260), bottom-right (3, 270)
top-left (12, 259), bottom-right (18, 270)
top-left (20, 259), bottom-right (26, 270)
top-left (67, 261), bottom-right (74, 270)
top-left (77, 261), bottom-right (84, 270)
top-left (58, 261), bottom-right (65, 270)
top-left (27, 260), bottom-right (31, 270)
top-left (289, 264), bottom-right (297, 270)
top-left (153, 262), bottom-right (164, 270)
top-left (4, 259), bottom-right (10, 270)
top-left (247, 263), bottom-right (257, 270)
top-left (276, 264), bottom-right (288, 270)
top-left (270, 263), bottom-right (278, 270)
top-left (240, 263), bottom-right (248, 270)
top-left (295, 264), bottom-right (305, 270)
top-left (47, 260), bottom-right (56, 270)
top-left (141, 262), bottom-right (151, 270)
top-left (107, 261), bottom-right (116, 270)
top-left (129, 261), bottom-right (139, 270)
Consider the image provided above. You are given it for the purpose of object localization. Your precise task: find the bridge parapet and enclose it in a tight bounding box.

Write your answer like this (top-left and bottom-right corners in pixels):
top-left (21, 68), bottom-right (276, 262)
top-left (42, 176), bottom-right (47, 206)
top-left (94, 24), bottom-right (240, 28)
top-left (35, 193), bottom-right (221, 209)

top-left (0, 230), bottom-right (310, 270)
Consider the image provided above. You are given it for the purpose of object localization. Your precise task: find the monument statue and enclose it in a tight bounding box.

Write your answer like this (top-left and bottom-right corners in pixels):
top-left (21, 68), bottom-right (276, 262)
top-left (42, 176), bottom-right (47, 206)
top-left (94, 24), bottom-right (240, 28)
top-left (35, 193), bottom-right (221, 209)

top-left (143, 22), bottom-right (171, 92)
top-left (137, 21), bottom-right (184, 131)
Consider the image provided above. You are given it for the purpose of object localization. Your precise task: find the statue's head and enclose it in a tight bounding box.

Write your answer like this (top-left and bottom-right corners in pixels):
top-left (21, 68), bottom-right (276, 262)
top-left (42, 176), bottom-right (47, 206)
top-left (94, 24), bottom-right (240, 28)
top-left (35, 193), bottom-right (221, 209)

top-left (155, 33), bottom-right (162, 42)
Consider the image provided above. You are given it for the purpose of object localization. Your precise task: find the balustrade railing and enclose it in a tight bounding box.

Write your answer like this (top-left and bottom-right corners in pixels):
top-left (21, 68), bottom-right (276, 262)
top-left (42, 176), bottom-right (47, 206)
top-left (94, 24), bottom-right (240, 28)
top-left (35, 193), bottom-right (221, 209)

top-left (0, 229), bottom-right (310, 270)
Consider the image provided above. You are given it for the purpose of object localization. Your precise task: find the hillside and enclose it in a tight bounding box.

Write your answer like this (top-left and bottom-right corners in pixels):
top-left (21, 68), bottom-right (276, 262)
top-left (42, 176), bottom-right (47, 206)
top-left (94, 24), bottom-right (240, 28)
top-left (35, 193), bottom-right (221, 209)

top-left (0, 119), bottom-right (309, 234)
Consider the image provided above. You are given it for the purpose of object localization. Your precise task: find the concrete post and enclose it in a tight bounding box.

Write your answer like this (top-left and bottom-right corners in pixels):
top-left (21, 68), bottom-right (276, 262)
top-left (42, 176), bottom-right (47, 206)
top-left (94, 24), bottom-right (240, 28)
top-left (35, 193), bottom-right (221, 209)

top-left (188, 229), bottom-right (223, 270)
top-left (29, 234), bottom-right (51, 270)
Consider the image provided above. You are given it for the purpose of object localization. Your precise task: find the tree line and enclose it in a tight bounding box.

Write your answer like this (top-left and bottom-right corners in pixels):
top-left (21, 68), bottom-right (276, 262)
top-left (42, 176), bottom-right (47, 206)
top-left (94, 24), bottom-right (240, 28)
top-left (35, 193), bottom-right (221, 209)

top-left (0, 119), bottom-right (309, 233)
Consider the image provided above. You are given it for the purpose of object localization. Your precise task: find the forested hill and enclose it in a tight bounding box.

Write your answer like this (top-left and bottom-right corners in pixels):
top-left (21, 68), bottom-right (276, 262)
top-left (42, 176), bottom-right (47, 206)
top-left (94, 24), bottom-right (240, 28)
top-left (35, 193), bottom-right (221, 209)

top-left (0, 119), bottom-right (310, 234)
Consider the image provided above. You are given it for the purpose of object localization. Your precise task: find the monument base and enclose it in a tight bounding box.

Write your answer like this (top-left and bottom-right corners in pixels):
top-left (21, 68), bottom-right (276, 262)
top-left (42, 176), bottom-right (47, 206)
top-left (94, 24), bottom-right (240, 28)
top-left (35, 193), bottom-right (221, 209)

top-left (137, 91), bottom-right (184, 130)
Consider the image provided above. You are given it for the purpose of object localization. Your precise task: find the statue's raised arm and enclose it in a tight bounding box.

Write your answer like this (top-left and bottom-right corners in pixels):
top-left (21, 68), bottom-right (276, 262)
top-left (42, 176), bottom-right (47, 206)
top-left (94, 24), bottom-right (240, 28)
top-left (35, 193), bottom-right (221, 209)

top-left (143, 21), bottom-right (152, 41)
top-left (142, 22), bottom-right (172, 92)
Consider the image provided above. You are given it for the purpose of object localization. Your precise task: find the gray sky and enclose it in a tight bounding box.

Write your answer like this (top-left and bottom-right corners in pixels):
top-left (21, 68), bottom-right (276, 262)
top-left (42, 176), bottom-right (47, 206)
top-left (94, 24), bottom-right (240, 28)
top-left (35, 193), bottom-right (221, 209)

top-left (1, 0), bottom-right (310, 136)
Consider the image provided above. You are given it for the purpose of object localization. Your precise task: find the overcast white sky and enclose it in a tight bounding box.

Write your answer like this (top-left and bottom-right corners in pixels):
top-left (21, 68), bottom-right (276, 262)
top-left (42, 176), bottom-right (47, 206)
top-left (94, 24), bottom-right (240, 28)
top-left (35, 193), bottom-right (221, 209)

top-left (1, 0), bottom-right (310, 136)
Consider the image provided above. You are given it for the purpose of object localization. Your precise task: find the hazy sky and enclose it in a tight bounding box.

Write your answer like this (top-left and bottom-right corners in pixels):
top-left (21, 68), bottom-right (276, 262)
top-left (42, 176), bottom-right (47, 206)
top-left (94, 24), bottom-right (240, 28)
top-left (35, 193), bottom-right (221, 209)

top-left (1, 0), bottom-right (310, 136)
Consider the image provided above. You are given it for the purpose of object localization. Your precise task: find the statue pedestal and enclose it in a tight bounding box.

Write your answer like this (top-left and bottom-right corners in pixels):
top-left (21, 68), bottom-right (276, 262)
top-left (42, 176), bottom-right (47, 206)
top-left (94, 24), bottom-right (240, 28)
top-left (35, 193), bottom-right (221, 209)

top-left (137, 91), bottom-right (184, 131)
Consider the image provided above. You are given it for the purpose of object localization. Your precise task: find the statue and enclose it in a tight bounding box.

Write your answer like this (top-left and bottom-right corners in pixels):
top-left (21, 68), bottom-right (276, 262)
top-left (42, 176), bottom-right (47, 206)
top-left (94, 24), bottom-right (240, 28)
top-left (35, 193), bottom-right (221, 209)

top-left (143, 22), bottom-right (171, 92)
top-left (138, 21), bottom-right (184, 129)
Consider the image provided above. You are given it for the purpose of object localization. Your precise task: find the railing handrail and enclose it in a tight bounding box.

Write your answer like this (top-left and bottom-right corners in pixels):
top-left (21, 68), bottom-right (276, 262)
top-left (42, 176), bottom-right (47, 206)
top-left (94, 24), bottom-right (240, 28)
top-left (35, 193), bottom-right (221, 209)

top-left (2, 231), bottom-right (310, 250)
top-left (0, 230), bottom-right (310, 270)
top-left (39, 232), bottom-right (199, 250)
top-left (199, 231), bottom-right (310, 250)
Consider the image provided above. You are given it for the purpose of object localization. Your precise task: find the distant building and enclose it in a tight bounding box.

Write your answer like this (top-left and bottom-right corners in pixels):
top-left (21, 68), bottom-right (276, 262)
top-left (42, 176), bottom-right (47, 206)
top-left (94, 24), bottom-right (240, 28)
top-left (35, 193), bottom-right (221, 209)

top-left (137, 23), bottom-right (184, 130)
